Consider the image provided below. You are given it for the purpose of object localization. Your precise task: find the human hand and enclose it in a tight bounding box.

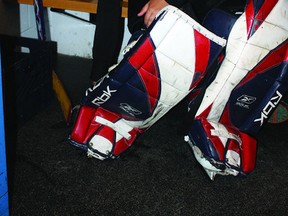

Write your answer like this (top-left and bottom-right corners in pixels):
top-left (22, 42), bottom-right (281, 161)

top-left (137, 0), bottom-right (169, 27)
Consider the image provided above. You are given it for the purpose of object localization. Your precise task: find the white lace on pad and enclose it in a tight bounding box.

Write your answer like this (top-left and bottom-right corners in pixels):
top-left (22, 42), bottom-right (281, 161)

top-left (210, 129), bottom-right (242, 146)
top-left (95, 116), bottom-right (132, 140)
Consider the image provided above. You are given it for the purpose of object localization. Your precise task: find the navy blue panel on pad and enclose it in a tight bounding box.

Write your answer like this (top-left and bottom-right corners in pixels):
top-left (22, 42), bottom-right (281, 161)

top-left (100, 82), bottom-right (154, 120)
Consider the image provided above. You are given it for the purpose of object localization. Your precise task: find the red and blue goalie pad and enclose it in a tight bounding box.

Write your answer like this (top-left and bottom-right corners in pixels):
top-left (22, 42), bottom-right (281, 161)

top-left (185, 0), bottom-right (288, 180)
top-left (69, 6), bottom-right (227, 160)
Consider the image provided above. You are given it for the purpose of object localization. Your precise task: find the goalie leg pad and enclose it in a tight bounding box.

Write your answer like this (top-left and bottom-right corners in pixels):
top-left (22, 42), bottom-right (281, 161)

top-left (186, 0), bottom-right (288, 179)
top-left (194, 0), bottom-right (288, 132)
top-left (69, 6), bottom-right (227, 159)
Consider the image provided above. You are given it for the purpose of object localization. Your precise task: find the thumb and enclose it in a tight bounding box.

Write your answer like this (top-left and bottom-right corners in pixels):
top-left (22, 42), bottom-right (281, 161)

top-left (137, 3), bottom-right (149, 16)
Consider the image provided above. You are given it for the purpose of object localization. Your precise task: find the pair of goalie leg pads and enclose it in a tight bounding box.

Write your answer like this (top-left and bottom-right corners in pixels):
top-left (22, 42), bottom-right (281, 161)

top-left (69, 0), bottom-right (288, 179)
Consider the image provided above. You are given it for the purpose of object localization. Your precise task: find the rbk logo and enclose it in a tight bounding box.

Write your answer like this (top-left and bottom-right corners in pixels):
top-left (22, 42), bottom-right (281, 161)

top-left (91, 86), bottom-right (117, 106)
top-left (86, 75), bottom-right (107, 96)
top-left (254, 90), bottom-right (282, 126)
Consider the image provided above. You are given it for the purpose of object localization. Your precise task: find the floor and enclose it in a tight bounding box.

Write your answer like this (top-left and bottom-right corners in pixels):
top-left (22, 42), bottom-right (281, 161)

top-left (7, 54), bottom-right (288, 216)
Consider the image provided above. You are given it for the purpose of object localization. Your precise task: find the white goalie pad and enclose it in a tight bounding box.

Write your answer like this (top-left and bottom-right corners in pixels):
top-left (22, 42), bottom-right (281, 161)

top-left (186, 0), bottom-right (288, 180)
top-left (69, 6), bottom-right (227, 159)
